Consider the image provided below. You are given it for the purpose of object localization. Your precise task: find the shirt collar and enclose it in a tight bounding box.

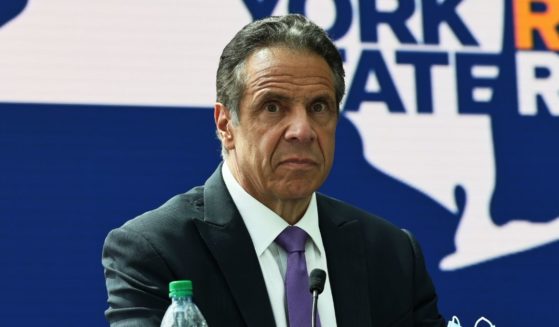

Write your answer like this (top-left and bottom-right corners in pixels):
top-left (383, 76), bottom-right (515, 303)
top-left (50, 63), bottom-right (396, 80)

top-left (221, 162), bottom-right (323, 256)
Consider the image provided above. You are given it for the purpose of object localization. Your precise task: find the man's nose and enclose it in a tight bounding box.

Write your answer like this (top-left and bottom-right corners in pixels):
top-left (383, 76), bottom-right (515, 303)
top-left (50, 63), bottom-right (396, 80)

top-left (284, 108), bottom-right (316, 142)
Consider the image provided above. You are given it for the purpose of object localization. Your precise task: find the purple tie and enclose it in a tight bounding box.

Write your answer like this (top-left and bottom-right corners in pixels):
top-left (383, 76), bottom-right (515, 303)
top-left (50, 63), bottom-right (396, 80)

top-left (275, 226), bottom-right (321, 327)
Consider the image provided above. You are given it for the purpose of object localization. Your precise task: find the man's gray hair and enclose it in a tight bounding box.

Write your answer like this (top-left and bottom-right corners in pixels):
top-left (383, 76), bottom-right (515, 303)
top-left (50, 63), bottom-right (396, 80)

top-left (216, 14), bottom-right (346, 125)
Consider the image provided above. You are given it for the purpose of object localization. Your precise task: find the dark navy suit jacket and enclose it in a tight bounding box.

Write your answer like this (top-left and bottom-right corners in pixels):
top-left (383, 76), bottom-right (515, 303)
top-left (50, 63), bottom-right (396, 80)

top-left (102, 165), bottom-right (445, 326)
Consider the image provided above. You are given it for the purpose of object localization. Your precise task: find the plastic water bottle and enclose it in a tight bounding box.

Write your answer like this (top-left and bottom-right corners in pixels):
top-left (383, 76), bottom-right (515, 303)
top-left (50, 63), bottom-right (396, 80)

top-left (160, 280), bottom-right (208, 327)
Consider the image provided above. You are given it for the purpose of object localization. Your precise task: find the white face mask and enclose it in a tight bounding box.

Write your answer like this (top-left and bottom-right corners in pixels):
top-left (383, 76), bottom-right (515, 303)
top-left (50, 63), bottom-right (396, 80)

top-left (447, 316), bottom-right (462, 327)
top-left (474, 317), bottom-right (496, 327)
top-left (447, 316), bottom-right (495, 327)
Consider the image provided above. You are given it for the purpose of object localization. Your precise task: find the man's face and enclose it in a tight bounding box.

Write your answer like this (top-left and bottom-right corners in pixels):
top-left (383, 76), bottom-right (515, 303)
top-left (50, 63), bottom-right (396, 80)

top-left (218, 47), bottom-right (338, 208)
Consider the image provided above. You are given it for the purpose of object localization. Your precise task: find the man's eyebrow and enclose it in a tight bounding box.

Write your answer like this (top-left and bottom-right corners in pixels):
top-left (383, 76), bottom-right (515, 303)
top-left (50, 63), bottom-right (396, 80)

top-left (251, 90), bottom-right (336, 106)
top-left (253, 91), bottom-right (290, 103)
top-left (310, 92), bottom-right (336, 103)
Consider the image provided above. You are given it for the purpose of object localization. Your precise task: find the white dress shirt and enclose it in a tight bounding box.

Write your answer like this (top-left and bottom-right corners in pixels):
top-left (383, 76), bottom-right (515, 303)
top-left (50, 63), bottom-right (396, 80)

top-left (222, 163), bottom-right (337, 327)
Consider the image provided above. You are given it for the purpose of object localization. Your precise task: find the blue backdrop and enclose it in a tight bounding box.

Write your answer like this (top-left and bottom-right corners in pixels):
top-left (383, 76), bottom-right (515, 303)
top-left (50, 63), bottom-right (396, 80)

top-left (1, 1), bottom-right (558, 326)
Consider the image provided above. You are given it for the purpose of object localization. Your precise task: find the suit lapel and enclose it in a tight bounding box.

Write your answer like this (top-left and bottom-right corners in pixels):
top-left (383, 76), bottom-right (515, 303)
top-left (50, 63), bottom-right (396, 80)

top-left (194, 165), bottom-right (276, 326)
top-left (318, 195), bottom-right (372, 326)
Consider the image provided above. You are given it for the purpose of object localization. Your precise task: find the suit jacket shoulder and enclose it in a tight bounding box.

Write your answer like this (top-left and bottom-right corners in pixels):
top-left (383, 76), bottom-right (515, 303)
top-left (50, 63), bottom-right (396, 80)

top-left (121, 185), bottom-right (205, 233)
top-left (102, 167), bottom-right (275, 327)
top-left (101, 185), bottom-right (208, 326)
top-left (315, 193), bottom-right (445, 327)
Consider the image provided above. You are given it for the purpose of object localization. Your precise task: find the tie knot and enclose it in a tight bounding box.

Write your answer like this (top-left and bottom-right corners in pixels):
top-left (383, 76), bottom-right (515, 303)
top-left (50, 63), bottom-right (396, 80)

top-left (275, 226), bottom-right (308, 253)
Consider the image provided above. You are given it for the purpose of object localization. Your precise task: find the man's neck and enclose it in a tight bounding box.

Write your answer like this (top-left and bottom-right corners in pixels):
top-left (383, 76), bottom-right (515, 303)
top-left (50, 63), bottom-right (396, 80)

top-left (225, 158), bottom-right (312, 225)
top-left (262, 196), bottom-right (312, 225)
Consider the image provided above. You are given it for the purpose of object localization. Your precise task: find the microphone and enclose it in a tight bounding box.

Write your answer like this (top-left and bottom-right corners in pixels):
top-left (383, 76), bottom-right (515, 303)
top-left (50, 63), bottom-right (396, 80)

top-left (309, 269), bottom-right (327, 327)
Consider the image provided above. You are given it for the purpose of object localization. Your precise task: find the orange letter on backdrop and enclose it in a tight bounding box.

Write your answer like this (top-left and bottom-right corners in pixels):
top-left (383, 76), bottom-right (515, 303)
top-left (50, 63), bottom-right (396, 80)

top-left (514, 0), bottom-right (559, 50)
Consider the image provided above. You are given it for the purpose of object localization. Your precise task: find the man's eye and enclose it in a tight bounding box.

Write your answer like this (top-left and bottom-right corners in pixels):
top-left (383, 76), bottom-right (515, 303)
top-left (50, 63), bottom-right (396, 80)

top-left (265, 103), bottom-right (280, 112)
top-left (311, 102), bottom-right (327, 113)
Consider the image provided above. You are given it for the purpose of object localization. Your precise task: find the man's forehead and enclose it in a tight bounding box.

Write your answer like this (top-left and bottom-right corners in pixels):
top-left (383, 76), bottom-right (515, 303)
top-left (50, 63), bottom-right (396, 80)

top-left (243, 47), bottom-right (335, 89)
top-left (246, 46), bottom-right (323, 66)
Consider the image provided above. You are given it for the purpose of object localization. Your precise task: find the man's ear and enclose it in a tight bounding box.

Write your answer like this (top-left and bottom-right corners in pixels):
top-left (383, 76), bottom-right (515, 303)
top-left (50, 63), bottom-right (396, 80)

top-left (214, 102), bottom-right (235, 150)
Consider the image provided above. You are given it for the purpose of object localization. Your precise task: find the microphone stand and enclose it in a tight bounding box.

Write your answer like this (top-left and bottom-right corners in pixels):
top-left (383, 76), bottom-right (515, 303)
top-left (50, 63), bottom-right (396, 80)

top-left (311, 289), bottom-right (320, 327)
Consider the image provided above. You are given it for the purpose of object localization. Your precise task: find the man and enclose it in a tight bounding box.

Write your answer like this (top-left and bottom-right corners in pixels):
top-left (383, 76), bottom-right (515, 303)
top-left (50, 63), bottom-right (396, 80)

top-left (102, 14), bottom-right (446, 327)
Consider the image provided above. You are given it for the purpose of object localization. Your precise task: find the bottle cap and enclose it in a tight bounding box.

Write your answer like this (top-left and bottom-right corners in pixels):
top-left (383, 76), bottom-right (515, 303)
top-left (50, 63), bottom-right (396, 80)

top-left (169, 280), bottom-right (193, 298)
